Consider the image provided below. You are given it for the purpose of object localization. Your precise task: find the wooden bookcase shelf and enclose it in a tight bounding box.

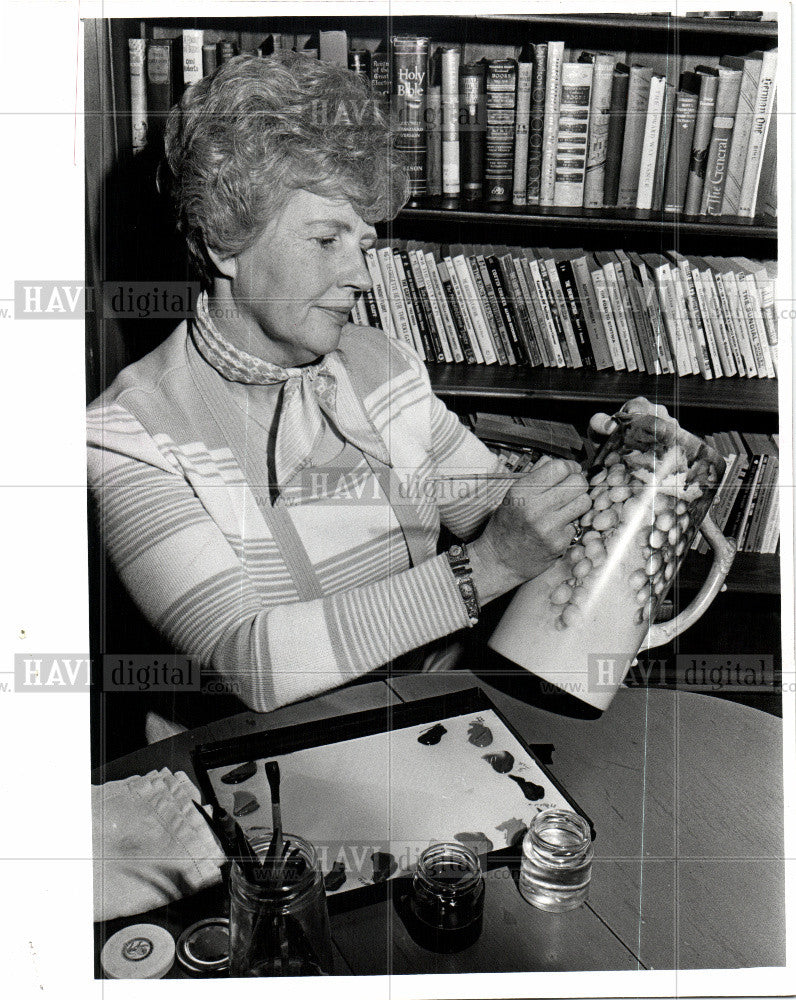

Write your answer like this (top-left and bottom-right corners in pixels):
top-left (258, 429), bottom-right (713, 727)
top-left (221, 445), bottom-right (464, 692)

top-left (680, 551), bottom-right (780, 595)
top-left (428, 364), bottom-right (779, 415)
top-left (476, 13), bottom-right (778, 40)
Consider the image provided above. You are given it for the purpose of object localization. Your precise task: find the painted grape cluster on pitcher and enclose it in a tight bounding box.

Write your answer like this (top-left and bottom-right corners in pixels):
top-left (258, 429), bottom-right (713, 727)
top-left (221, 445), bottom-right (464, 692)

top-left (550, 417), bottom-right (722, 631)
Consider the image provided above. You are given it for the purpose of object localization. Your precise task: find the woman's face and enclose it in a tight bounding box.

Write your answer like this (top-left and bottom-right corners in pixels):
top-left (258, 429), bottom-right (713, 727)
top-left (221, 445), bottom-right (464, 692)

top-left (225, 189), bottom-right (378, 367)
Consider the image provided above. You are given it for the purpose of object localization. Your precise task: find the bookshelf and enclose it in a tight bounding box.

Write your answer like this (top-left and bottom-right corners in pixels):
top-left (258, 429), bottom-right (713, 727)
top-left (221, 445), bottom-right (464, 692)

top-left (86, 12), bottom-right (781, 598)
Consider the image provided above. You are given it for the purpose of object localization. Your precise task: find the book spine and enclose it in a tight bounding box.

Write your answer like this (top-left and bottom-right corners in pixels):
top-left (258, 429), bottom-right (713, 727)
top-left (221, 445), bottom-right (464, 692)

top-left (613, 254), bottom-right (650, 372)
top-left (632, 255), bottom-right (673, 373)
top-left (146, 38), bottom-right (175, 124)
top-left (693, 266), bottom-right (734, 375)
top-left (700, 67), bottom-right (743, 215)
top-left (370, 50), bottom-right (391, 113)
top-left (417, 250), bottom-right (453, 361)
top-left (721, 57), bottom-right (762, 214)
top-left (525, 43), bottom-right (548, 206)
top-left (755, 93), bottom-right (777, 219)
top-left (617, 65), bottom-right (653, 208)
top-left (425, 85), bottom-right (443, 196)
top-left (362, 286), bottom-right (381, 328)
top-left (603, 64), bottom-right (630, 206)
top-left (656, 264), bottom-right (692, 374)
top-left (473, 256), bottom-right (511, 364)
top-left (217, 39), bottom-right (237, 64)
top-left (738, 49), bottom-right (778, 217)
top-left (554, 62), bottom-right (593, 207)
top-left (636, 75), bottom-right (667, 210)
top-left (377, 248), bottom-right (414, 348)
top-left (441, 48), bottom-right (461, 197)
top-left (182, 29), bottom-right (203, 86)
top-left (348, 49), bottom-right (370, 78)
top-left (436, 260), bottom-right (472, 363)
top-left (488, 256), bottom-right (526, 363)
top-left (583, 54), bottom-right (615, 208)
top-left (662, 87), bottom-right (699, 212)
top-left (128, 38), bottom-right (148, 152)
top-left (505, 255), bottom-right (541, 365)
top-left (674, 260), bottom-right (712, 376)
top-left (711, 268), bottom-right (746, 375)
top-left (540, 258), bottom-right (575, 367)
top-left (512, 59), bottom-right (533, 205)
top-left (351, 296), bottom-right (368, 326)
top-left (743, 453), bottom-right (770, 551)
top-left (651, 83), bottom-right (675, 210)
top-left (620, 255), bottom-right (659, 373)
top-left (557, 260), bottom-right (595, 367)
top-left (570, 256), bottom-right (612, 369)
top-left (485, 60), bottom-right (517, 203)
top-left (455, 256), bottom-right (498, 364)
top-left (458, 63), bottom-right (486, 201)
top-left (425, 253), bottom-right (464, 362)
top-left (392, 36), bottom-right (430, 199)
top-left (600, 259), bottom-right (637, 371)
top-left (524, 254), bottom-right (565, 366)
top-left (724, 270), bottom-right (758, 375)
top-left (589, 266), bottom-right (625, 370)
top-left (406, 249), bottom-right (444, 361)
top-left (540, 41), bottom-right (565, 206)
top-left (444, 257), bottom-right (482, 363)
top-left (515, 257), bottom-right (548, 366)
top-left (738, 273), bottom-right (775, 377)
top-left (365, 249), bottom-right (393, 337)
top-left (683, 69), bottom-right (719, 214)
top-left (392, 250), bottom-right (426, 357)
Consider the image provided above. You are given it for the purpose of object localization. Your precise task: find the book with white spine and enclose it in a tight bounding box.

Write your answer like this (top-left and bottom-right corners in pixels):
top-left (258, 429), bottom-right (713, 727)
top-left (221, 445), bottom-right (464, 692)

top-left (635, 74), bottom-right (667, 210)
top-left (182, 29), bottom-right (204, 86)
top-left (583, 54), bottom-right (616, 208)
top-left (738, 48), bottom-right (777, 217)
top-left (443, 256), bottom-right (484, 364)
top-left (539, 41), bottom-right (565, 206)
top-left (128, 38), bottom-right (148, 152)
top-left (365, 249), bottom-right (393, 338)
top-left (553, 61), bottom-right (593, 207)
top-left (425, 252), bottom-right (464, 363)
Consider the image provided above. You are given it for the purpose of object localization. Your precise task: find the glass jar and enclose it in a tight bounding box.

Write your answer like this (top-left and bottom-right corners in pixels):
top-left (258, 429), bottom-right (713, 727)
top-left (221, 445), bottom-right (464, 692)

top-left (519, 809), bottom-right (593, 912)
top-left (228, 833), bottom-right (334, 977)
top-left (408, 843), bottom-right (485, 952)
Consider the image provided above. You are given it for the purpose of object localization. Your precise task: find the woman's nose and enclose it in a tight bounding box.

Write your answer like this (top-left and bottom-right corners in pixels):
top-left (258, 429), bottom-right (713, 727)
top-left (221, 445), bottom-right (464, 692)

top-left (338, 247), bottom-right (373, 293)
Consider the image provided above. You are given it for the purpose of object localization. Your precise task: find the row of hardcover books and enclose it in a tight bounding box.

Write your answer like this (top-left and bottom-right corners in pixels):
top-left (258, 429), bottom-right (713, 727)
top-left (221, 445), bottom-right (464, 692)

top-left (353, 241), bottom-right (777, 380)
top-left (468, 413), bottom-right (780, 556)
top-left (126, 29), bottom-right (777, 221)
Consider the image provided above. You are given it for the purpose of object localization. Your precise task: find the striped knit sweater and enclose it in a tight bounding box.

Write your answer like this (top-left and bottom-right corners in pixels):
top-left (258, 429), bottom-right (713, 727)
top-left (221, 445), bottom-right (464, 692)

top-left (87, 320), bottom-right (508, 712)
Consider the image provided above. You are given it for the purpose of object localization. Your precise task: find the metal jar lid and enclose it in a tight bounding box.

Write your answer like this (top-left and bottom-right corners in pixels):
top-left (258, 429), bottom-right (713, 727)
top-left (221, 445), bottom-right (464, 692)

top-left (176, 917), bottom-right (230, 975)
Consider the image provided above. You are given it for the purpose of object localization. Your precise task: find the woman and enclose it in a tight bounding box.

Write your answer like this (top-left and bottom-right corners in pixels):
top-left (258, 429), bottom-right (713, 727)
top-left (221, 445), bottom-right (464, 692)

top-left (87, 53), bottom-right (590, 726)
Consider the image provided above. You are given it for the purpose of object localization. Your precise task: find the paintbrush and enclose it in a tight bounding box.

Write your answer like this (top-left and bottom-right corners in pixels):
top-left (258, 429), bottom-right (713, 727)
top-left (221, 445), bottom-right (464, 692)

top-left (192, 800), bottom-right (235, 857)
top-left (264, 761), bottom-right (284, 881)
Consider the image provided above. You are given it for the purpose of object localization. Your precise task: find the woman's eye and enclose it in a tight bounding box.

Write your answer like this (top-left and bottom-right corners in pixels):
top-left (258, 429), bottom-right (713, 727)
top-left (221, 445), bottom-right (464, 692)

top-left (315, 237), bottom-right (338, 249)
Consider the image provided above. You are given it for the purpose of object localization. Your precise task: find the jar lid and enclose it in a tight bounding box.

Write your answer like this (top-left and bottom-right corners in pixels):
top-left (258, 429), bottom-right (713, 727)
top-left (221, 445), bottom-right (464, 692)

top-left (176, 917), bottom-right (230, 975)
top-left (101, 923), bottom-right (175, 979)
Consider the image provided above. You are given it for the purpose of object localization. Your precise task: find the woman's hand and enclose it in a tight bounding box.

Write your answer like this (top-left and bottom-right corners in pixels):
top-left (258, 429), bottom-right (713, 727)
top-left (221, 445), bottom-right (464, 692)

top-left (469, 458), bottom-right (591, 603)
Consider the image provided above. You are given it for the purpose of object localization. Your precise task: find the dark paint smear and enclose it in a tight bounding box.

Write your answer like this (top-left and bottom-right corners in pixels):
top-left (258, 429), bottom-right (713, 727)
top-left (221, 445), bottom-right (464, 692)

top-left (232, 790), bottom-right (260, 816)
top-left (324, 861), bottom-right (347, 892)
top-left (467, 718), bottom-right (493, 748)
top-left (220, 760), bottom-right (257, 784)
top-left (508, 774), bottom-right (545, 801)
top-left (530, 743), bottom-right (555, 766)
top-left (454, 831), bottom-right (494, 854)
top-left (482, 750), bottom-right (514, 774)
top-left (418, 723), bottom-right (447, 746)
top-left (371, 851), bottom-right (398, 883)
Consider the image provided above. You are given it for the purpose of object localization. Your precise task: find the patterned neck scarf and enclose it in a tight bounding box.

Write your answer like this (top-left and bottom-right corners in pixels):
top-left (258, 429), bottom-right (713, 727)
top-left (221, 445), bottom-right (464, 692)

top-left (191, 291), bottom-right (391, 489)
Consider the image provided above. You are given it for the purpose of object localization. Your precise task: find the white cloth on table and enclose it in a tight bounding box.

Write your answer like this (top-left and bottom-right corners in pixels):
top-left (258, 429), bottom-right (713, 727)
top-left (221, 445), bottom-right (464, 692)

top-left (92, 767), bottom-right (225, 923)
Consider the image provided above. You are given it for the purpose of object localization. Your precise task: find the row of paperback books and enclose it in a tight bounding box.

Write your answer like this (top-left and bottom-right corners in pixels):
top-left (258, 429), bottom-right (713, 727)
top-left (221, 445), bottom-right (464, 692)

top-left (692, 430), bottom-right (780, 555)
top-left (126, 28), bottom-right (777, 221)
top-left (353, 241), bottom-right (777, 380)
top-left (466, 412), bottom-right (780, 556)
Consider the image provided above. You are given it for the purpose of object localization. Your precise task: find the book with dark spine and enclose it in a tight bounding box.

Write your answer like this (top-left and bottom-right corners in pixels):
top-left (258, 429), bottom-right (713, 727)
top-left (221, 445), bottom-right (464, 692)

top-left (425, 79), bottom-right (443, 197)
top-left (615, 250), bottom-right (658, 373)
top-left (569, 254), bottom-right (612, 370)
top-left (369, 45), bottom-right (391, 113)
top-left (487, 253), bottom-right (527, 363)
top-left (392, 36), bottom-right (430, 200)
top-left (700, 58), bottom-right (743, 215)
top-left (202, 42), bottom-right (218, 75)
top-left (555, 255), bottom-right (595, 368)
top-left (424, 250), bottom-right (463, 362)
top-left (499, 252), bottom-right (538, 365)
top-left (536, 250), bottom-right (575, 368)
top-left (683, 66), bottom-right (719, 214)
top-left (392, 249), bottom-right (427, 358)
top-left (217, 39), bottom-right (237, 64)
top-left (413, 245), bottom-right (452, 361)
top-left (662, 73), bottom-right (700, 213)
top-left (473, 253), bottom-right (512, 364)
top-left (459, 62), bottom-right (486, 201)
top-left (437, 258), bottom-right (477, 364)
top-left (348, 49), bottom-right (370, 78)
top-left (146, 38), bottom-right (179, 142)
top-left (525, 43), bottom-right (548, 206)
top-left (603, 63), bottom-right (629, 205)
top-left (651, 82), bottom-right (675, 210)
top-left (406, 249), bottom-right (445, 361)
top-left (509, 253), bottom-right (545, 366)
top-left (485, 60), bottom-right (517, 203)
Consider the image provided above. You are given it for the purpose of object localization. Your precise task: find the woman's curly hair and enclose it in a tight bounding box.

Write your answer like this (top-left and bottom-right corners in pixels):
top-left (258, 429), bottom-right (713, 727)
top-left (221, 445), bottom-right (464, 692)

top-left (164, 52), bottom-right (409, 282)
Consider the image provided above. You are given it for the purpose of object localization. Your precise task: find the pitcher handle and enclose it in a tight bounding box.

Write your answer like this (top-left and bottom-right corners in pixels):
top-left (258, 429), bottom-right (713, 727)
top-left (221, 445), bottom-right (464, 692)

top-left (639, 514), bottom-right (737, 653)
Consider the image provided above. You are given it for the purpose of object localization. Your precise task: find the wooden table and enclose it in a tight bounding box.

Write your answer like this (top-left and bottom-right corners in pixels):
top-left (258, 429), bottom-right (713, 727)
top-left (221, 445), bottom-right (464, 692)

top-left (93, 670), bottom-right (785, 976)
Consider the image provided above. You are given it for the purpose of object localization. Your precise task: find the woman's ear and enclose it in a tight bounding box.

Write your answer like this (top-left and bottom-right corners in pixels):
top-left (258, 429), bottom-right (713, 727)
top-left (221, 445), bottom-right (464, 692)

top-left (206, 245), bottom-right (238, 281)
